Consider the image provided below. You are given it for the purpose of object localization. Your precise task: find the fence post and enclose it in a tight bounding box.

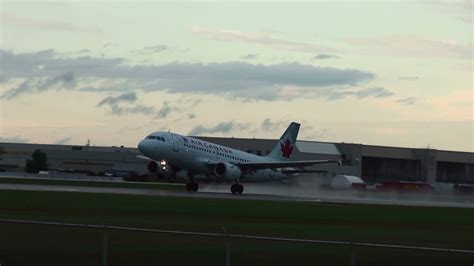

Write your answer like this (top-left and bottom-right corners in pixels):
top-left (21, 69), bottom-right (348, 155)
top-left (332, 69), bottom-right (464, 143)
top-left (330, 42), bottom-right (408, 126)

top-left (349, 242), bottom-right (355, 266)
top-left (222, 227), bottom-right (230, 266)
top-left (102, 223), bottom-right (108, 266)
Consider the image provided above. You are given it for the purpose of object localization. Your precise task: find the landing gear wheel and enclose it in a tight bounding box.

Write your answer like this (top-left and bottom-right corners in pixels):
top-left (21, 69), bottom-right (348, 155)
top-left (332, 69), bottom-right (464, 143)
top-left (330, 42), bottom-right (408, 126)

top-left (191, 182), bottom-right (199, 192)
top-left (186, 182), bottom-right (198, 192)
top-left (237, 184), bottom-right (244, 194)
top-left (231, 184), bottom-right (244, 194)
top-left (231, 184), bottom-right (237, 194)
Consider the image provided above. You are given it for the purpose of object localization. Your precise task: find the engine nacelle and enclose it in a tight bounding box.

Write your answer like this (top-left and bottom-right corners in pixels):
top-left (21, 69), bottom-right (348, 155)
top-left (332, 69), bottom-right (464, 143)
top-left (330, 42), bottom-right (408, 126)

top-left (214, 162), bottom-right (241, 180)
top-left (147, 161), bottom-right (158, 173)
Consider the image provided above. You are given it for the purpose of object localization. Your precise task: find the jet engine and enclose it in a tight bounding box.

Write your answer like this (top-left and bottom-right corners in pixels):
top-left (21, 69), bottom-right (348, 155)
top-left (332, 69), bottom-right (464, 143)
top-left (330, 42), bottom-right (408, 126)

top-left (215, 162), bottom-right (241, 180)
top-left (147, 161), bottom-right (158, 173)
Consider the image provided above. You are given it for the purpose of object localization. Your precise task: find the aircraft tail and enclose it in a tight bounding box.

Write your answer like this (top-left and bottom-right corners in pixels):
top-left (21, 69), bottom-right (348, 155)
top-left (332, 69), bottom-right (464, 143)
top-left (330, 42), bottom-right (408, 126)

top-left (266, 122), bottom-right (300, 161)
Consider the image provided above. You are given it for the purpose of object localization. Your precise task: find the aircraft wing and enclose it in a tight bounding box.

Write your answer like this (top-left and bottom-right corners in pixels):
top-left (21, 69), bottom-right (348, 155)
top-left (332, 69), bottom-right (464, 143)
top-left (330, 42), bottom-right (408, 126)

top-left (136, 155), bottom-right (153, 161)
top-left (280, 169), bottom-right (331, 174)
top-left (206, 159), bottom-right (339, 172)
top-left (236, 159), bottom-right (339, 171)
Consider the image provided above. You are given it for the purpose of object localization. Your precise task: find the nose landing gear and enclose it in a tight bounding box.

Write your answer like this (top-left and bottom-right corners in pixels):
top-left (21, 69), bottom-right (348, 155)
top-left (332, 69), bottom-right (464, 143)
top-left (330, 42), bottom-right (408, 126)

top-left (185, 171), bottom-right (199, 192)
top-left (230, 183), bottom-right (244, 194)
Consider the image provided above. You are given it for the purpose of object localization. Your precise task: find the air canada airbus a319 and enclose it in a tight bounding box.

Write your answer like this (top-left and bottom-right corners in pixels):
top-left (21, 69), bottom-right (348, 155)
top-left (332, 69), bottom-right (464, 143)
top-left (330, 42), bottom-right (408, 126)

top-left (137, 122), bottom-right (338, 194)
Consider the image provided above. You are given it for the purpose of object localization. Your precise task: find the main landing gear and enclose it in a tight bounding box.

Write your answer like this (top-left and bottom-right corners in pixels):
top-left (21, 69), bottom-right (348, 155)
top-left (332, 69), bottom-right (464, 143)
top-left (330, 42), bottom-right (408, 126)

top-left (185, 171), bottom-right (199, 192)
top-left (230, 183), bottom-right (244, 194)
top-left (185, 182), bottom-right (199, 192)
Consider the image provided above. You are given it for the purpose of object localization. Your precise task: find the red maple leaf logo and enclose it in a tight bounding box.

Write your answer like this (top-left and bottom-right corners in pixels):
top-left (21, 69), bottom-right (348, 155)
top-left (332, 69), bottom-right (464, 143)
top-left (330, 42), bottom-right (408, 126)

top-left (280, 139), bottom-right (293, 158)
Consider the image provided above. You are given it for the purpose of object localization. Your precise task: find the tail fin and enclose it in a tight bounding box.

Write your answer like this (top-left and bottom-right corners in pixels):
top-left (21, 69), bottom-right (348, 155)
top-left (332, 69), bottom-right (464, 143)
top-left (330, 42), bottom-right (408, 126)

top-left (266, 122), bottom-right (300, 161)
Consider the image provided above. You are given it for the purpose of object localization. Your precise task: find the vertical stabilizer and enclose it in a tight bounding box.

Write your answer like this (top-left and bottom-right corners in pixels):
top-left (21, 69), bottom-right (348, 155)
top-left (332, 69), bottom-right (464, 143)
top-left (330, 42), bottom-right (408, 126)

top-left (266, 122), bottom-right (300, 161)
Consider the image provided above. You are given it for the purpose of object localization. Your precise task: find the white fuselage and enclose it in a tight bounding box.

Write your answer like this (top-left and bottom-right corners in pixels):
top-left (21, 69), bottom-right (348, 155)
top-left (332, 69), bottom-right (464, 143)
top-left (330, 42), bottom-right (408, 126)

top-left (137, 131), bottom-right (297, 182)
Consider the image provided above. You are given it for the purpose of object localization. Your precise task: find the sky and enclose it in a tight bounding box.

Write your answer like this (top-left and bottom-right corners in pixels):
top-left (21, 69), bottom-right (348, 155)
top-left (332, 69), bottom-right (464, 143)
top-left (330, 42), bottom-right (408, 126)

top-left (0, 0), bottom-right (473, 152)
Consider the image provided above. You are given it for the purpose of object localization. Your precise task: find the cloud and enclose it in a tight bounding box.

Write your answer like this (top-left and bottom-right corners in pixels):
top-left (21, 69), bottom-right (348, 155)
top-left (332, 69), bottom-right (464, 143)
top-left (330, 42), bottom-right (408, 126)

top-left (97, 92), bottom-right (137, 107)
top-left (191, 26), bottom-right (335, 53)
top-left (96, 92), bottom-right (173, 118)
top-left (460, 15), bottom-right (473, 23)
top-left (0, 49), bottom-right (123, 80)
top-left (1, 49), bottom-right (375, 101)
top-left (314, 54), bottom-right (341, 60)
top-left (301, 86), bottom-right (394, 101)
top-left (0, 135), bottom-right (29, 143)
top-left (240, 53), bottom-right (259, 60)
top-left (145, 45), bottom-right (170, 53)
top-left (157, 101), bottom-right (172, 118)
top-left (348, 35), bottom-right (473, 60)
top-left (141, 62), bottom-right (374, 96)
top-left (1, 72), bottom-right (75, 99)
top-left (189, 121), bottom-right (250, 136)
top-left (422, 0), bottom-right (473, 23)
top-left (109, 104), bottom-right (157, 116)
top-left (53, 137), bottom-right (72, 145)
top-left (132, 44), bottom-right (172, 55)
top-left (1, 12), bottom-right (101, 33)
top-left (188, 113), bottom-right (196, 119)
top-left (261, 118), bottom-right (288, 131)
top-left (396, 97), bottom-right (417, 105)
top-left (354, 87), bottom-right (394, 99)
top-left (398, 76), bottom-right (419, 81)
top-left (97, 92), bottom-right (154, 116)
top-left (301, 128), bottom-right (333, 140)
top-left (59, 49), bottom-right (90, 56)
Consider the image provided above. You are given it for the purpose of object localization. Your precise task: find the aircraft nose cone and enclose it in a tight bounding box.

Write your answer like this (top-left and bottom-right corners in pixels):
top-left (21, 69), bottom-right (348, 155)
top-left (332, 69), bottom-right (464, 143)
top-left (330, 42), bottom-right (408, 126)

top-left (138, 139), bottom-right (146, 153)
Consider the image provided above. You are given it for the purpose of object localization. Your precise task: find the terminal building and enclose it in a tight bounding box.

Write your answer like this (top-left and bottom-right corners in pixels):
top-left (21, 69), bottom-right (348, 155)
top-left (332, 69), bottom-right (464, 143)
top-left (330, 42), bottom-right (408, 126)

top-left (0, 138), bottom-right (473, 185)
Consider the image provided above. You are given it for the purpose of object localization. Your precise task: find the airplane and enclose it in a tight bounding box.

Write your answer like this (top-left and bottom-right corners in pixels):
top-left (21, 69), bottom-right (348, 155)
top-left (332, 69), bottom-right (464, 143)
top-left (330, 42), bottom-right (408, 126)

top-left (137, 122), bottom-right (339, 194)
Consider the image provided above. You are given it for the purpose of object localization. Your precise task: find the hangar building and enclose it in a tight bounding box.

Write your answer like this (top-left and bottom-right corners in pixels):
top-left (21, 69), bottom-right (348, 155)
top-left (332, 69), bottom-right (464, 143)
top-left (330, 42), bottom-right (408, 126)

top-left (198, 137), bottom-right (474, 185)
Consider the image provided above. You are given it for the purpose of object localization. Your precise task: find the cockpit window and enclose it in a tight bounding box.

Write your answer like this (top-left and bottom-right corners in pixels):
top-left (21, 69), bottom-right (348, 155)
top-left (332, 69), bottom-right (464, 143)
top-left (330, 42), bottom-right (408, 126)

top-left (146, 135), bottom-right (167, 141)
top-left (151, 136), bottom-right (165, 142)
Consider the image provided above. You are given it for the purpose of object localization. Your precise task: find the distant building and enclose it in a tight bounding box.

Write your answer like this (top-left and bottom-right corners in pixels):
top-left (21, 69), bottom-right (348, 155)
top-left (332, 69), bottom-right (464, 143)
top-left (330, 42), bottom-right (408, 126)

top-left (0, 142), bottom-right (146, 174)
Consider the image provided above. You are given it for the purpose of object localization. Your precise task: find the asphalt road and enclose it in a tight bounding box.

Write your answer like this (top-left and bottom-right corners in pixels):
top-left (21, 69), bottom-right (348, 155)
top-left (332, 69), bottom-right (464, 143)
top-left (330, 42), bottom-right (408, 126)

top-left (0, 182), bottom-right (473, 208)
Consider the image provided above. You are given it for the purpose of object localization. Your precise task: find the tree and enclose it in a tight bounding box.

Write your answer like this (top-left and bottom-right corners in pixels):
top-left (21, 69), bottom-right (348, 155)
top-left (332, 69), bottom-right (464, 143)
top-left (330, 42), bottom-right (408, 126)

top-left (25, 149), bottom-right (48, 173)
top-left (0, 146), bottom-right (4, 160)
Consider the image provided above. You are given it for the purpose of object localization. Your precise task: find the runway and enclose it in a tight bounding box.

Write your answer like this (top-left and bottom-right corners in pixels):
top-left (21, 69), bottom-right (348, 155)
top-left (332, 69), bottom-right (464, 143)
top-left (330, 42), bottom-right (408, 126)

top-left (0, 182), bottom-right (473, 208)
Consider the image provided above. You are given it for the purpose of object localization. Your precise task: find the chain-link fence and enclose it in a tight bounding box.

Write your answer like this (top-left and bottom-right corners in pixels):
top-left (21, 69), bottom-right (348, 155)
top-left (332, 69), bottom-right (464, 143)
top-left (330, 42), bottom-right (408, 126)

top-left (0, 218), bottom-right (473, 266)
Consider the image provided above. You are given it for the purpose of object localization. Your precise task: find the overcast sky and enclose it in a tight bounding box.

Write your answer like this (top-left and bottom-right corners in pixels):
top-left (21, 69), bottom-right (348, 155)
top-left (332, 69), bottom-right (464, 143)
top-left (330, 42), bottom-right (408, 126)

top-left (0, 0), bottom-right (472, 151)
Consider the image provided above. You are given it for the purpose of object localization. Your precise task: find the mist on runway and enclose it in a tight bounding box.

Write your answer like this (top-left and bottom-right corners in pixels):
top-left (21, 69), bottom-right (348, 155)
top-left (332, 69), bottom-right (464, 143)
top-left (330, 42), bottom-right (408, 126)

top-left (198, 175), bottom-right (474, 207)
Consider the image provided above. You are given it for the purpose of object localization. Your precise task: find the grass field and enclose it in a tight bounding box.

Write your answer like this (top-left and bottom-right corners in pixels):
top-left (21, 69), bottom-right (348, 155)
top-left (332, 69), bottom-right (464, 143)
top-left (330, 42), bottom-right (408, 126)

top-left (0, 189), bottom-right (473, 266)
top-left (0, 176), bottom-right (183, 190)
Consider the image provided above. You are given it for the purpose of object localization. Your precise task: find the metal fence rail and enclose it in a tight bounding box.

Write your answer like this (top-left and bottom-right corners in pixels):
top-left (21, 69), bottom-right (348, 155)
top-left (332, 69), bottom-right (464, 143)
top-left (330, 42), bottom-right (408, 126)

top-left (1, 217), bottom-right (473, 254)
